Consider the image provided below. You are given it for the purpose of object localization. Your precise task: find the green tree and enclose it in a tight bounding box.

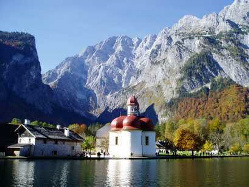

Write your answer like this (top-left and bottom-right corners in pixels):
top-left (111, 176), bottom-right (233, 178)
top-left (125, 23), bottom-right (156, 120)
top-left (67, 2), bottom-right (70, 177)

top-left (86, 123), bottom-right (103, 136)
top-left (202, 141), bottom-right (213, 153)
top-left (81, 136), bottom-right (96, 157)
top-left (242, 144), bottom-right (249, 154)
top-left (155, 123), bottom-right (165, 140)
top-left (229, 143), bottom-right (241, 155)
top-left (31, 120), bottom-right (39, 126)
top-left (11, 118), bottom-right (21, 125)
top-left (30, 120), bottom-right (55, 128)
top-left (165, 120), bottom-right (178, 141)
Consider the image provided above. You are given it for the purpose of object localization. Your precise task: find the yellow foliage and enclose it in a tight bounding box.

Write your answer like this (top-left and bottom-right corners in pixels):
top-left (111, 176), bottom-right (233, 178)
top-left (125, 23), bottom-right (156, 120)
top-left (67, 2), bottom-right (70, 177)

top-left (229, 143), bottom-right (241, 154)
top-left (202, 141), bottom-right (213, 152)
top-left (242, 144), bottom-right (249, 154)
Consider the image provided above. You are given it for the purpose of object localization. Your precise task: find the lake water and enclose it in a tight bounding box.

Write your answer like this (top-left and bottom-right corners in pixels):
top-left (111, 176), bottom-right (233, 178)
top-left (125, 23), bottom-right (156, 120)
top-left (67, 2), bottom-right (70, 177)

top-left (0, 157), bottom-right (249, 187)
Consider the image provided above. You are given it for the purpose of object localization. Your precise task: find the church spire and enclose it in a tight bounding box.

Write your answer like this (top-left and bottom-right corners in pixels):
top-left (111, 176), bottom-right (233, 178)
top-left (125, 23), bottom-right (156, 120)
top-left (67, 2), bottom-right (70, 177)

top-left (127, 96), bottom-right (140, 116)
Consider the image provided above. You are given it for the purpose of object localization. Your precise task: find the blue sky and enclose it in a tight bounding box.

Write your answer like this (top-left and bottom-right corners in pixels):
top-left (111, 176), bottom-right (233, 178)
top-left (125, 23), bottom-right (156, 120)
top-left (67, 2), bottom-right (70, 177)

top-left (0, 0), bottom-right (233, 73)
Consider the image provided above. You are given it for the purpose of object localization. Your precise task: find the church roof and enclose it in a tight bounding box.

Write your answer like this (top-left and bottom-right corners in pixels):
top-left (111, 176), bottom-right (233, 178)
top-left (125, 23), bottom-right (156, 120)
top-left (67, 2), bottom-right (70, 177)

top-left (111, 95), bottom-right (154, 131)
top-left (96, 123), bottom-right (111, 138)
top-left (110, 116), bottom-right (126, 131)
top-left (111, 115), bottom-right (154, 131)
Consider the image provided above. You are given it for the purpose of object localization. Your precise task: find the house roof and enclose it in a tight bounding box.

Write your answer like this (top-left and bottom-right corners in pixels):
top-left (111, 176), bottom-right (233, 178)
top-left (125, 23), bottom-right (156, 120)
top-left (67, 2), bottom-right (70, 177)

top-left (16, 125), bottom-right (83, 141)
top-left (96, 123), bottom-right (111, 138)
top-left (8, 143), bottom-right (31, 148)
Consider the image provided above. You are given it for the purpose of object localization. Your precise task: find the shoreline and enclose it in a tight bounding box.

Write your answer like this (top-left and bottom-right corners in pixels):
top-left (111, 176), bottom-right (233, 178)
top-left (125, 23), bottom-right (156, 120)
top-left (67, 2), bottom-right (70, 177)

top-left (1, 155), bottom-right (249, 160)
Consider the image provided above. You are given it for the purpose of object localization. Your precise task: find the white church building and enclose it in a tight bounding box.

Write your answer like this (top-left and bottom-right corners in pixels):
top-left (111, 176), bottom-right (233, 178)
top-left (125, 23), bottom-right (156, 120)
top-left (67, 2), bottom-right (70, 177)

top-left (109, 96), bottom-right (156, 158)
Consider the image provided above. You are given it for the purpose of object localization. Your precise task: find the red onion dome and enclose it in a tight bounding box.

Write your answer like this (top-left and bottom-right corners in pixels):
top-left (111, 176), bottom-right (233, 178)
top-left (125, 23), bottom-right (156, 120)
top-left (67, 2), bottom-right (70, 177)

top-left (111, 116), bottom-right (126, 131)
top-left (123, 115), bottom-right (141, 130)
top-left (127, 96), bottom-right (139, 107)
top-left (139, 117), bottom-right (154, 131)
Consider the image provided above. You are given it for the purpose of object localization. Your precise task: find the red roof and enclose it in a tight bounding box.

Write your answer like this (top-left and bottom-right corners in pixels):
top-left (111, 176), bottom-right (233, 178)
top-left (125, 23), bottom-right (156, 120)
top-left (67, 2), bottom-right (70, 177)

top-left (140, 117), bottom-right (154, 131)
top-left (110, 116), bottom-right (126, 131)
top-left (110, 115), bottom-right (154, 131)
top-left (126, 96), bottom-right (139, 106)
top-left (123, 115), bottom-right (141, 130)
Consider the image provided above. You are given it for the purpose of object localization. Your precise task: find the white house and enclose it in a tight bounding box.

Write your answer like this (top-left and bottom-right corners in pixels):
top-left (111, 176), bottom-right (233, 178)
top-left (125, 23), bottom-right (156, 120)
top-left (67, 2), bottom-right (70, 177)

top-left (95, 123), bottom-right (111, 153)
top-left (109, 96), bottom-right (156, 158)
top-left (8, 120), bottom-right (83, 157)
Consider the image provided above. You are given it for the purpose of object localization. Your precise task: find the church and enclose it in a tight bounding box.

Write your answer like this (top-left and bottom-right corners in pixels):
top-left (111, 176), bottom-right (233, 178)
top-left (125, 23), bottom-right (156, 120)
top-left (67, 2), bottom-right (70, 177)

top-left (109, 96), bottom-right (156, 158)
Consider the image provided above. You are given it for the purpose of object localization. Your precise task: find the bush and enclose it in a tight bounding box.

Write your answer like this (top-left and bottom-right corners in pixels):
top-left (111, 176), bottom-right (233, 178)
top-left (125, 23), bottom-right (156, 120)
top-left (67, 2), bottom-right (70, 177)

top-left (242, 144), bottom-right (249, 154)
top-left (229, 144), bottom-right (241, 155)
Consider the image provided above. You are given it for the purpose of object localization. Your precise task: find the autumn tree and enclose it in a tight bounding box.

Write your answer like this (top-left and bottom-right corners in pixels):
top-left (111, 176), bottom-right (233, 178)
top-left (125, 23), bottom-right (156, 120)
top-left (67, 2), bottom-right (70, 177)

top-left (174, 129), bottom-right (204, 156)
top-left (229, 143), bottom-right (241, 155)
top-left (208, 118), bottom-right (225, 153)
top-left (68, 123), bottom-right (87, 137)
top-left (202, 141), bottom-right (213, 153)
top-left (242, 144), bottom-right (249, 154)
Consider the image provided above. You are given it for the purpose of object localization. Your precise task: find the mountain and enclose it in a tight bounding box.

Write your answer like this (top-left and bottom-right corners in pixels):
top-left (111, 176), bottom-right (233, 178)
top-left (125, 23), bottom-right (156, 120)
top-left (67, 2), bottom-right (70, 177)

top-left (0, 31), bottom-right (91, 125)
top-left (42, 0), bottom-right (249, 123)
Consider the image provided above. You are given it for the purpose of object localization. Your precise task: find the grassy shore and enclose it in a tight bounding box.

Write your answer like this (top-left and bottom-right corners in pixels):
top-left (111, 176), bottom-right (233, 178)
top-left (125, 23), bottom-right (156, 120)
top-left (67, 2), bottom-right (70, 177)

top-left (1, 154), bottom-right (249, 160)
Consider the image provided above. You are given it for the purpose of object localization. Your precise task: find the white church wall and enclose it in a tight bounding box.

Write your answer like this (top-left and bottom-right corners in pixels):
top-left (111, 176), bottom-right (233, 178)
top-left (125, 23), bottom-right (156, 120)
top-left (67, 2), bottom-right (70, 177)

top-left (122, 130), bottom-right (142, 157)
top-left (109, 130), bottom-right (143, 158)
top-left (109, 131), bottom-right (121, 157)
top-left (142, 131), bottom-right (156, 157)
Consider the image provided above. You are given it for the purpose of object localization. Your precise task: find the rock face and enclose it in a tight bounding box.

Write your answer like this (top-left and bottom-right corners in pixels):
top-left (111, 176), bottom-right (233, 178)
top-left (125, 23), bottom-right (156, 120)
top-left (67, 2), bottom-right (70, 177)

top-left (0, 31), bottom-right (91, 125)
top-left (41, 0), bottom-right (249, 122)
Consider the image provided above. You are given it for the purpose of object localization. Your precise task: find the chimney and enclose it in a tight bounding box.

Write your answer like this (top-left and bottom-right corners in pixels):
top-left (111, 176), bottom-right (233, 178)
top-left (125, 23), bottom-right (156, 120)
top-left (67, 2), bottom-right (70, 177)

top-left (64, 128), bottom-right (70, 137)
top-left (24, 119), bottom-right (30, 126)
top-left (56, 125), bottom-right (61, 130)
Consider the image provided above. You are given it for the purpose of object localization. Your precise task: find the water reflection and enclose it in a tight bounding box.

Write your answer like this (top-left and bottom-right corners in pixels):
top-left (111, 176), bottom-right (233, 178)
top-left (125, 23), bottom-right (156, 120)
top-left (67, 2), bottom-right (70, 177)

top-left (106, 160), bottom-right (157, 186)
top-left (1, 158), bottom-right (249, 187)
top-left (12, 160), bottom-right (35, 186)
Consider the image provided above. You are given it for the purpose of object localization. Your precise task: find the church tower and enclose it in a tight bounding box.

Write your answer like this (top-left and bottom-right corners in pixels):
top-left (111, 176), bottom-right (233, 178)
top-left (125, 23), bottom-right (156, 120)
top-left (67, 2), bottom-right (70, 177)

top-left (127, 96), bottom-right (140, 116)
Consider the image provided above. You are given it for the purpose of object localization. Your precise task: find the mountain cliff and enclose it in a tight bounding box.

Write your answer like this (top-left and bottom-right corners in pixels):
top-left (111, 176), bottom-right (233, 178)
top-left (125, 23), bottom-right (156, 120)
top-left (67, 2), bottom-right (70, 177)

top-left (42, 0), bottom-right (249, 123)
top-left (0, 31), bottom-right (91, 125)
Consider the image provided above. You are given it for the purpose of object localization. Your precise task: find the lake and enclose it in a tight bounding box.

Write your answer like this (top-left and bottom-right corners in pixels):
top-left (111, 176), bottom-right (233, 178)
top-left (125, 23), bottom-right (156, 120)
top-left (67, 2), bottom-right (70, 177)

top-left (0, 157), bottom-right (249, 187)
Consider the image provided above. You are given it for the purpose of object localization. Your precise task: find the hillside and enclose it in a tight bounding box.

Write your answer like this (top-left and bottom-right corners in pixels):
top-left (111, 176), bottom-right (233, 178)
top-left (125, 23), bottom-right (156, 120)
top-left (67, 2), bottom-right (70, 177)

top-left (167, 78), bottom-right (249, 122)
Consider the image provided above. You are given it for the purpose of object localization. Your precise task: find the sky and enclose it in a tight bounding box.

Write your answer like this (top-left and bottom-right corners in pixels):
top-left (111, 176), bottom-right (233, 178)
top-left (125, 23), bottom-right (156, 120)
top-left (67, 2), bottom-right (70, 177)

top-left (0, 0), bottom-right (234, 73)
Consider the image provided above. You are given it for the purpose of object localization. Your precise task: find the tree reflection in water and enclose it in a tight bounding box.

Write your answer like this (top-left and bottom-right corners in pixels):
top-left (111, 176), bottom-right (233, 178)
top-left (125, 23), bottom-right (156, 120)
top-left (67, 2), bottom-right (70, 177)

top-left (1, 158), bottom-right (249, 187)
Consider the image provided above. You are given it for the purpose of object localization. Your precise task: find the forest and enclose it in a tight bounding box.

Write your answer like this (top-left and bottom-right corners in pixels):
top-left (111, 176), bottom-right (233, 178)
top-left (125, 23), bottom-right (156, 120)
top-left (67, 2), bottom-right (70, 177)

top-left (155, 116), bottom-right (249, 156)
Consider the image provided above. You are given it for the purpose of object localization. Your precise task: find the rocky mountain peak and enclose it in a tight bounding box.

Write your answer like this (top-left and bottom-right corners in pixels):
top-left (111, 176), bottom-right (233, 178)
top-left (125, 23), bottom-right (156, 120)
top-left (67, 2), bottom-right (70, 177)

top-left (220, 0), bottom-right (249, 25)
top-left (234, 0), bottom-right (249, 4)
top-left (42, 1), bottom-right (249, 123)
